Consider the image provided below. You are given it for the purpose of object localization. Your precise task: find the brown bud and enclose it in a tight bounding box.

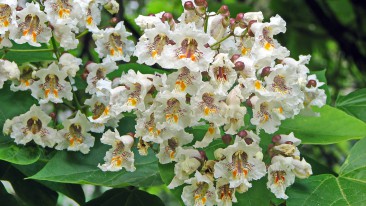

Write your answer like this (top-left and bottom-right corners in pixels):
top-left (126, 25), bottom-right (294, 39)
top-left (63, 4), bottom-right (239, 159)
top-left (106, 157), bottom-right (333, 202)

top-left (161, 12), bottom-right (173, 22)
top-left (127, 132), bottom-right (135, 138)
top-left (218, 5), bottom-right (229, 16)
top-left (222, 134), bottom-right (232, 145)
top-left (110, 17), bottom-right (119, 25)
top-left (231, 54), bottom-right (240, 63)
top-left (237, 130), bottom-right (248, 138)
top-left (244, 138), bottom-right (253, 145)
top-left (261, 66), bottom-right (271, 77)
top-left (199, 150), bottom-right (208, 161)
top-left (184, 1), bottom-right (195, 10)
top-left (194, 0), bottom-right (207, 7)
top-left (272, 134), bottom-right (281, 143)
top-left (306, 80), bottom-right (317, 88)
top-left (235, 13), bottom-right (244, 22)
top-left (234, 61), bottom-right (245, 71)
top-left (49, 112), bottom-right (56, 120)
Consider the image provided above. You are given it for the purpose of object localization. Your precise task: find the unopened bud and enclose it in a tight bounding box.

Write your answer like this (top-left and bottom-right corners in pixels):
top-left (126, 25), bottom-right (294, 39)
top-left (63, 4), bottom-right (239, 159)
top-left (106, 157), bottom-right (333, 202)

top-left (246, 94), bottom-right (254, 107)
top-left (234, 61), bottom-right (245, 71)
top-left (235, 13), bottom-right (244, 22)
top-left (222, 134), bottom-right (232, 145)
top-left (285, 141), bottom-right (293, 145)
top-left (237, 130), bottom-right (248, 138)
top-left (161, 12), bottom-right (173, 22)
top-left (49, 112), bottom-right (56, 120)
top-left (272, 134), bottom-right (281, 143)
top-left (110, 17), bottom-right (119, 25)
top-left (194, 0), bottom-right (207, 7)
top-left (231, 54), bottom-right (240, 63)
top-left (248, 20), bottom-right (257, 37)
top-left (244, 138), bottom-right (253, 145)
top-left (127, 132), bottom-right (135, 138)
top-left (184, 1), bottom-right (195, 10)
top-left (306, 80), bottom-right (317, 88)
top-left (199, 150), bottom-right (208, 161)
top-left (261, 66), bottom-right (271, 77)
top-left (218, 5), bottom-right (229, 16)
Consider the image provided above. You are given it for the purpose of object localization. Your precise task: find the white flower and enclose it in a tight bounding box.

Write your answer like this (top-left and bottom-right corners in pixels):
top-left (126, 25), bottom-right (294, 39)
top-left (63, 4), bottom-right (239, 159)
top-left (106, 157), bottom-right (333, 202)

top-left (160, 22), bottom-right (215, 72)
top-left (98, 130), bottom-right (136, 172)
top-left (53, 23), bottom-right (79, 50)
top-left (135, 12), bottom-right (165, 31)
top-left (112, 70), bottom-right (153, 113)
top-left (10, 2), bottom-right (52, 47)
top-left (44, 0), bottom-right (82, 30)
top-left (134, 22), bottom-right (172, 65)
top-left (182, 171), bottom-right (217, 206)
top-left (94, 21), bottom-right (135, 62)
top-left (56, 111), bottom-right (95, 154)
top-left (214, 141), bottom-right (266, 190)
top-left (80, 0), bottom-right (102, 32)
top-left (85, 59), bottom-right (118, 94)
top-left (165, 67), bottom-right (203, 95)
top-left (168, 148), bottom-right (201, 188)
top-left (302, 74), bottom-right (326, 114)
top-left (250, 15), bottom-right (289, 65)
top-left (221, 87), bottom-right (247, 135)
top-left (215, 178), bottom-right (237, 206)
top-left (208, 53), bottom-right (237, 96)
top-left (156, 130), bottom-right (193, 164)
top-left (10, 63), bottom-right (37, 91)
top-left (0, 0), bottom-right (17, 35)
top-left (193, 123), bottom-right (221, 148)
top-left (292, 158), bottom-right (312, 179)
top-left (0, 32), bottom-right (12, 48)
top-left (250, 98), bottom-right (285, 134)
top-left (154, 90), bottom-right (194, 130)
top-left (84, 94), bottom-right (113, 124)
top-left (59, 53), bottom-right (82, 78)
top-left (31, 62), bottom-right (73, 104)
top-left (0, 59), bottom-right (19, 89)
top-left (191, 83), bottom-right (226, 126)
top-left (8, 105), bottom-right (57, 147)
top-left (267, 156), bottom-right (296, 199)
top-left (243, 12), bottom-right (264, 24)
top-left (207, 14), bottom-right (229, 41)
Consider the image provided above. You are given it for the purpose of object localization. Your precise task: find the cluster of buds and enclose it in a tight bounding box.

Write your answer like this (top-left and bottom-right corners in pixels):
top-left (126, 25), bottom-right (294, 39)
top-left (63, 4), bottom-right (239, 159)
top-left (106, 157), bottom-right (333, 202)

top-left (0, 0), bottom-right (326, 205)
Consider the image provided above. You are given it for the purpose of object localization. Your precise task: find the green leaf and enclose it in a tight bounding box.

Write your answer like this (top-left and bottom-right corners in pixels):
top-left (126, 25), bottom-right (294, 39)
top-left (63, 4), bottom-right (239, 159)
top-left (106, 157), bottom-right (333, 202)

top-left (14, 162), bottom-right (86, 205)
top-left (85, 188), bottom-right (165, 206)
top-left (278, 105), bottom-right (366, 144)
top-left (30, 116), bottom-right (162, 187)
top-left (336, 88), bottom-right (366, 122)
top-left (0, 161), bottom-right (58, 206)
top-left (0, 42), bottom-right (55, 64)
top-left (158, 163), bottom-right (184, 206)
top-left (287, 137), bottom-right (366, 205)
top-left (0, 137), bottom-right (41, 165)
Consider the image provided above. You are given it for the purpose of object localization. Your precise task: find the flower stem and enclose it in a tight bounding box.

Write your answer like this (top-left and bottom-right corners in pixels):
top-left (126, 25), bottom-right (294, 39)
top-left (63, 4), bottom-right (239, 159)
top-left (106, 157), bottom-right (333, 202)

top-left (1, 48), bottom-right (54, 53)
top-left (76, 30), bottom-right (89, 39)
top-left (51, 34), bottom-right (60, 60)
top-left (210, 32), bottom-right (232, 49)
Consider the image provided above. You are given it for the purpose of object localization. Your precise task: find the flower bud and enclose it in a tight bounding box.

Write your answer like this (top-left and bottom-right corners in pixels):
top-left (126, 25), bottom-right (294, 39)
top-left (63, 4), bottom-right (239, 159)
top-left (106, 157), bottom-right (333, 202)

top-left (214, 148), bottom-right (225, 160)
top-left (234, 61), bottom-right (245, 71)
top-left (161, 12), bottom-right (173, 22)
top-left (184, 1), bottom-right (195, 10)
top-left (237, 130), bottom-right (248, 138)
top-left (49, 112), bottom-right (56, 120)
top-left (235, 13), bottom-right (244, 22)
top-left (222, 134), bottom-right (232, 145)
top-left (261, 66), bottom-right (271, 77)
top-left (194, 0), bottom-right (207, 7)
top-left (110, 17), bottom-right (119, 25)
top-left (218, 5), bottom-right (229, 16)
top-left (248, 20), bottom-right (257, 37)
top-left (244, 138), bottom-right (253, 145)
top-left (272, 134), bottom-right (281, 143)
top-left (199, 150), bottom-right (208, 161)
top-left (231, 54), bottom-right (240, 63)
top-left (306, 80), bottom-right (317, 88)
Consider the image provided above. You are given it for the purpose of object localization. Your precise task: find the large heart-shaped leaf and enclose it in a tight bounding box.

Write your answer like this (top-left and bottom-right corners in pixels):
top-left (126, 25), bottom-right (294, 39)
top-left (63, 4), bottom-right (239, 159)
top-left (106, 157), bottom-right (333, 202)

top-left (336, 88), bottom-right (366, 123)
top-left (278, 105), bottom-right (366, 144)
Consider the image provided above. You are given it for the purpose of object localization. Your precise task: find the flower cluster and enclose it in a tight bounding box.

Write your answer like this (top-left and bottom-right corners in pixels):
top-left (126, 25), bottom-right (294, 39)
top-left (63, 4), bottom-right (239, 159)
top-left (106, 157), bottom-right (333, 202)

top-left (1, 0), bottom-right (326, 205)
